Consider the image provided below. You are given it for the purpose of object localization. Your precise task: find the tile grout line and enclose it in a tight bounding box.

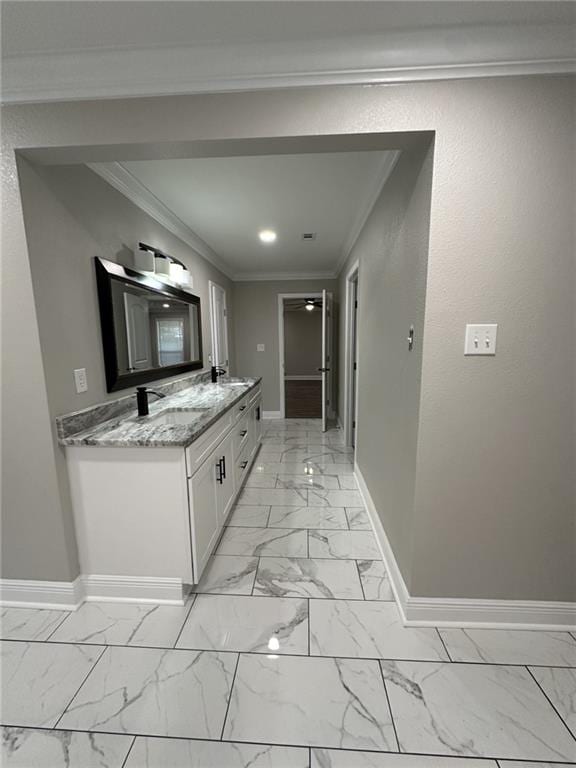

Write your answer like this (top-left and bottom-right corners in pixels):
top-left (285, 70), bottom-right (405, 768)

top-left (378, 659), bottom-right (402, 754)
top-left (120, 735), bottom-right (137, 768)
top-left (52, 644), bottom-right (108, 729)
top-left (43, 610), bottom-right (74, 642)
top-left (172, 593), bottom-right (197, 649)
top-left (436, 629), bottom-right (453, 662)
top-left (355, 560), bottom-right (367, 601)
top-left (4, 721), bottom-right (567, 762)
top-left (307, 598), bottom-right (311, 656)
top-left (5, 637), bottom-right (576, 668)
top-left (219, 653), bottom-right (241, 741)
top-left (525, 665), bottom-right (576, 746)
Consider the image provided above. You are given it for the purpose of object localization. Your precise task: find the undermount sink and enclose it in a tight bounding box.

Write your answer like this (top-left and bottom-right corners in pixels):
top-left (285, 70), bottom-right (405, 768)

top-left (147, 409), bottom-right (207, 426)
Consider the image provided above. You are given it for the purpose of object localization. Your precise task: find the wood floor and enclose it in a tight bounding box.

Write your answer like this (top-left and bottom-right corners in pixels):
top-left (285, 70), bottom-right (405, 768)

top-left (285, 380), bottom-right (322, 418)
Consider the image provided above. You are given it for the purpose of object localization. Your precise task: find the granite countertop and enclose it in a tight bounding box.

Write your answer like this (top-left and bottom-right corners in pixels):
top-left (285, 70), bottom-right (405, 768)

top-left (58, 377), bottom-right (261, 448)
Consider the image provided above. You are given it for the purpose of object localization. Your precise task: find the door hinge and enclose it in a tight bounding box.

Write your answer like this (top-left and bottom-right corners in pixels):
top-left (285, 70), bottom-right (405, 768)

top-left (355, 300), bottom-right (358, 309)
top-left (353, 420), bottom-right (356, 428)
top-left (353, 362), bottom-right (357, 371)
top-left (223, 309), bottom-right (227, 317)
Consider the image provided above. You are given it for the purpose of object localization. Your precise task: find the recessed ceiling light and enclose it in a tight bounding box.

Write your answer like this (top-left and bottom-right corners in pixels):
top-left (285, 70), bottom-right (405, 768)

top-left (259, 229), bottom-right (277, 244)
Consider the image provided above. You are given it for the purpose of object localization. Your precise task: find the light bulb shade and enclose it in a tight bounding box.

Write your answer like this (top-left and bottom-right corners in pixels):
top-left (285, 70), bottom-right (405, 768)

top-left (154, 254), bottom-right (170, 276)
top-left (169, 262), bottom-right (184, 283)
top-left (134, 249), bottom-right (155, 272)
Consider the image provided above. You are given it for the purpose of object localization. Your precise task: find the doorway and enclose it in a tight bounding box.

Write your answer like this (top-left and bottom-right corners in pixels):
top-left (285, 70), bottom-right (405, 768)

top-left (344, 262), bottom-right (359, 447)
top-left (209, 281), bottom-right (229, 369)
top-left (278, 292), bottom-right (334, 430)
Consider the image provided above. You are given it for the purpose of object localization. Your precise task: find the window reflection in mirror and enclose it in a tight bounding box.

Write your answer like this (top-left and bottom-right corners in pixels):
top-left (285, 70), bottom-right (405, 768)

top-left (111, 281), bottom-right (200, 375)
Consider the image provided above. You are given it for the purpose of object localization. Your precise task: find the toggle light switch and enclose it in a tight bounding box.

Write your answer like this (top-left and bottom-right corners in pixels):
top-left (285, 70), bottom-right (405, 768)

top-left (464, 324), bottom-right (498, 356)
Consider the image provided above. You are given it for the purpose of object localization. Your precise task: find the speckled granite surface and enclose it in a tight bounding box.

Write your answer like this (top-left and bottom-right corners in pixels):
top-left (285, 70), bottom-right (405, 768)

top-left (57, 376), bottom-right (261, 449)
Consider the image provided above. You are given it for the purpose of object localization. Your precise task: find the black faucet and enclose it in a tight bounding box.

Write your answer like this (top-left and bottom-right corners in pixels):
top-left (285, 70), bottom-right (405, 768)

top-left (211, 365), bottom-right (227, 383)
top-left (136, 386), bottom-right (166, 416)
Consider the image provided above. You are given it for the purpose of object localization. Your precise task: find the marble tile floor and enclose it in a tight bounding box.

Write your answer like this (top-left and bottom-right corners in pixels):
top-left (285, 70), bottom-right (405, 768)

top-left (1, 419), bottom-right (575, 767)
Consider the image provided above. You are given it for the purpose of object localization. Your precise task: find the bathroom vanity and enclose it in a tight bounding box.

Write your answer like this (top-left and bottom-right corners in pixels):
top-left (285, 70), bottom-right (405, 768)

top-left (58, 377), bottom-right (262, 603)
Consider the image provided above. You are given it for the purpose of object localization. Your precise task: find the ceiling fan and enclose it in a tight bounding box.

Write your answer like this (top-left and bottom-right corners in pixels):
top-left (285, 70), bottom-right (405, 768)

top-left (286, 298), bottom-right (323, 312)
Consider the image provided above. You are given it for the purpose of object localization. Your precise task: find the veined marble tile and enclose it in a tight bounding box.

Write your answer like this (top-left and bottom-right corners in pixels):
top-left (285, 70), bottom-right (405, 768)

top-left (194, 555), bottom-right (258, 595)
top-left (310, 601), bottom-right (449, 661)
top-left (217, 527), bottom-right (308, 557)
top-left (223, 654), bottom-right (398, 750)
top-left (50, 601), bottom-right (191, 647)
top-left (311, 748), bottom-right (499, 767)
top-left (1, 727), bottom-right (132, 767)
top-left (309, 489), bottom-right (365, 508)
top-left (529, 666), bottom-right (576, 739)
top-left (0, 607), bottom-right (68, 641)
top-left (500, 764), bottom-right (576, 768)
top-left (346, 507), bottom-right (371, 530)
top-left (276, 475), bottom-right (341, 490)
top-left (253, 462), bottom-right (354, 476)
top-left (176, 594), bottom-right (308, 655)
top-left (237, 487), bottom-right (308, 507)
top-left (358, 560), bottom-right (395, 601)
top-left (439, 628), bottom-right (576, 667)
top-left (1, 641), bottom-right (102, 727)
top-left (279, 451), bottom-right (336, 463)
top-left (338, 476), bottom-right (358, 490)
top-left (58, 646), bottom-right (237, 738)
top-left (244, 474), bottom-right (278, 489)
top-left (227, 505), bottom-right (271, 527)
top-left (381, 660), bottom-right (576, 761)
top-left (309, 530), bottom-right (381, 560)
top-left (256, 452), bottom-right (284, 463)
top-left (126, 737), bottom-right (309, 767)
top-left (255, 557), bottom-right (364, 599)
top-left (268, 505), bottom-right (348, 529)
top-left (332, 456), bottom-right (356, 466)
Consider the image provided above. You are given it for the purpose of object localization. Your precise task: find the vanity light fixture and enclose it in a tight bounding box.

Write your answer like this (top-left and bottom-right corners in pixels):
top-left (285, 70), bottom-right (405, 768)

top-left (259, 229), bottom-right (277, 244)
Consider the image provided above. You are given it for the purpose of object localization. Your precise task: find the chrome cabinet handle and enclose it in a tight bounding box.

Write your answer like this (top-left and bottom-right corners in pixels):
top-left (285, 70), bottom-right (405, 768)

top-left (221, 455), bottom-right (226, 479)
top-left (240, 430), bottom-right (248, 437)
top-left (240, 461), bottom-right (248, 470)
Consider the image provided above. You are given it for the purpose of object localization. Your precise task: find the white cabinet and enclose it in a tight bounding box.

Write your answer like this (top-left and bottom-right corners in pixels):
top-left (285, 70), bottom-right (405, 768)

top-left (66, 385), bottom-right (263, 601)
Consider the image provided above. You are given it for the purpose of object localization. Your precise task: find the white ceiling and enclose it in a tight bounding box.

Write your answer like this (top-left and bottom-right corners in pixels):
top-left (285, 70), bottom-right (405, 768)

top-left (2, 2), bottom-right (574, 103)
top-left (105, 152), bottom-right (395, 280)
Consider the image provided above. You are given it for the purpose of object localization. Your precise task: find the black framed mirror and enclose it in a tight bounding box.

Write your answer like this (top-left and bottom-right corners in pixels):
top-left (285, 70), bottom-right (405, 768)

top-left (95, 257), bottom-right (203, 392)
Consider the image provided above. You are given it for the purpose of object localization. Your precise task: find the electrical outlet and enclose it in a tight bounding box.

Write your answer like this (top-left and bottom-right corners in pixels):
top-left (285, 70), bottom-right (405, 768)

top-left (464, 324), bottom-right (498, 355)
top-left (257, 344), bottom-right (265, 352)
top-left (74, 368), bottom-right (88, 393)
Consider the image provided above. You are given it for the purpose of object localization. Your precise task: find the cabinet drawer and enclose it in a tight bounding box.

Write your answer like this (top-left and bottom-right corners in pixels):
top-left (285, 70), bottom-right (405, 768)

top-left (234, 442), bottom-right (252, 490)
top-left (185, 411), bottom-right (232, 478)
top-left (233, 413), bottom-right (250, 458)
top-left (233, 395), bottom-right (250, 422)
top-left (248, 385), bottom-right (262, 407)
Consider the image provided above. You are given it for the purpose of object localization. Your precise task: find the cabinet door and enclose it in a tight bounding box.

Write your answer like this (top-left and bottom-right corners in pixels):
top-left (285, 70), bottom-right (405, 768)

top-left (189, 452), bottom-right (221, 582)
top-left (216, 434), bottom-right (235, 523)
top-left (253, 398), bottom-right (263, 448)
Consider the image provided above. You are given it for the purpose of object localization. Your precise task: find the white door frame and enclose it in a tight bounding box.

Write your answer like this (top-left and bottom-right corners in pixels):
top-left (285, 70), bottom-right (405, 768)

top-left (208, 281), bottom-right (229, 368)
top-left (343, 261), bottom-right (360, 446)
top-left (278, 292), bottom-right (323, 419)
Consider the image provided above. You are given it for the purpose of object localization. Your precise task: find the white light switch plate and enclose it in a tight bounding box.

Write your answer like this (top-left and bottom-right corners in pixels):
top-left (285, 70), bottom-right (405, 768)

top-left (257, 344), bottom-right (265, 352)
top-left (464, 324), bottom-right (498, 355)
top-left (74, 367), bottom-right (88, 393)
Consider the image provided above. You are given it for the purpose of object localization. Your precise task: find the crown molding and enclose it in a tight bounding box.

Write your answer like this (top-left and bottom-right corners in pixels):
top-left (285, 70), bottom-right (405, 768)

top-left (2, 32), bottom-right (574, 105)
top-left (232, 271), bottom-right (337, 283)
top-left (336, 150), bottom-right (401, 277)
top-left (88, 162), bottom-right (233, 279)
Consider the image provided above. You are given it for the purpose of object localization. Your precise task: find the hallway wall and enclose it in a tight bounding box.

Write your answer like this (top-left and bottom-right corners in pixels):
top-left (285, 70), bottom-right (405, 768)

top-left (3, 76), bottom-right (574, 602)
top-left (233, 280), bottom-right (337, 413)
top-left (338, 145), bottom-right (433, 590)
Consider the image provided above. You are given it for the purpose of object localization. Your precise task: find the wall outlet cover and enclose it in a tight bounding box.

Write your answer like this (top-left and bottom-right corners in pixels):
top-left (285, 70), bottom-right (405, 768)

top-left (74, 367), bottom-right (88, 393)
top-left (257, 344), bottom-right (265, 352)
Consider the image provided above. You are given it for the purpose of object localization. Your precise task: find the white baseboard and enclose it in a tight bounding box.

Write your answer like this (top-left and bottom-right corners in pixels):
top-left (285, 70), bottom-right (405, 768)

top-left (354, 463), bottom-right (576, 631)
top-left (0, 574), bottom-right (186, 609)
top-left (81, 575), bottom-right (185, 605)
top-left (0, 577), bottom-right (83, 610)
top-left (262, 411), bottom-right (282, 419)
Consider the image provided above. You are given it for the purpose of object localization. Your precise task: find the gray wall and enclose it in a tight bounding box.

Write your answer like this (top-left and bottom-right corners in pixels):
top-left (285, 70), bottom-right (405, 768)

top-left (339, 145), bottom-right (433, 589)
top-left (4, 161), bottom-right (233, 581)
top-left (284, 309), bottom-right (322, 377)
top-left (233, 280), bottom-right (337, 412)
top-left (2, 76), bottom-right (574, 601)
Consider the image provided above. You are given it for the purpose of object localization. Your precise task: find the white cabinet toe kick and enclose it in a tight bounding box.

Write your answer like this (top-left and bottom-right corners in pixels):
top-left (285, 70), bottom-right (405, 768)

top-left (65, 387), bottom-right (262, 604)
